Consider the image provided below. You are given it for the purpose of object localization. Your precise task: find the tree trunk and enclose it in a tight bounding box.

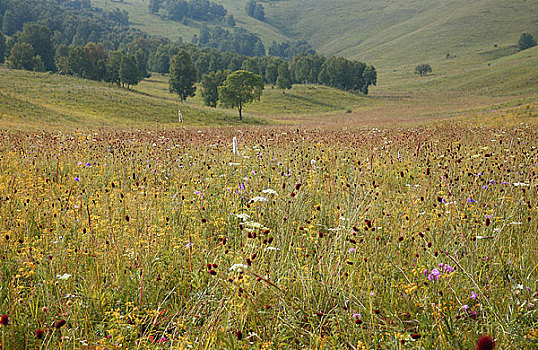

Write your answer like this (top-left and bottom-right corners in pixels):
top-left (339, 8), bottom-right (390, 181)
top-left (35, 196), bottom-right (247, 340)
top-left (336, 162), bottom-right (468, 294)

top-left (238, 103), bottom-right (242, 121)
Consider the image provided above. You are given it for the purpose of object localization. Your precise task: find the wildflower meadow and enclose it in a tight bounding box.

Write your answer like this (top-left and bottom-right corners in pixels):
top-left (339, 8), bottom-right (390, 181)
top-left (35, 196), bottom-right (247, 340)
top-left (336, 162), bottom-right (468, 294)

top-left (0, 124), bottom-right (536, 349)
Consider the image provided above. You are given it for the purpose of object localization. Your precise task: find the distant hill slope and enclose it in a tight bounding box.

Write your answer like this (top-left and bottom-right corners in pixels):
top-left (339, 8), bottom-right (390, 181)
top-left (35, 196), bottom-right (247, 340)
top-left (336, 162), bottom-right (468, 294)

top-left (261, 0), bottom-right (538, 66)
top-left (92, 0), bottom-right (537, 72)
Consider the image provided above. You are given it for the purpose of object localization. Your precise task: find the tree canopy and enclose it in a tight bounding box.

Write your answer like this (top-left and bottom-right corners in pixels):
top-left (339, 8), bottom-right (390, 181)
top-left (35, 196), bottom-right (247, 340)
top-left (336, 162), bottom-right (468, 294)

top-left (8, 43), bottom-right (40, 71)
top-left (169, 50), bottom-right (197, 101)
top-left (518, 33), bottom-right (536, 51)
top-left (415, 63), bottom-right (432, 76)
top-left (119, 55), bottom-right (140, 89)
top-left (218, 70), bottom-right (264, 120)
top-left (276, 62), bottom-right (292, 90)
top-left (201, 69), bottom-right (229, 107)
top-left (0, 32), bottom-right (6, 64)
top-left (245, 0), bottom-right (264, 21)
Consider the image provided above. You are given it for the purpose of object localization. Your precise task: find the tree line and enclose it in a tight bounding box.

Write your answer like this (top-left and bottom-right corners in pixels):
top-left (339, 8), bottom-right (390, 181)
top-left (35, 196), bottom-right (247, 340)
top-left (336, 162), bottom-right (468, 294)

top-left (0, 0), bottom-right (139, 49)
top-left (1, 25), bottom-right (376, 94)
top-left (0, 0), bottom-right (377, 96)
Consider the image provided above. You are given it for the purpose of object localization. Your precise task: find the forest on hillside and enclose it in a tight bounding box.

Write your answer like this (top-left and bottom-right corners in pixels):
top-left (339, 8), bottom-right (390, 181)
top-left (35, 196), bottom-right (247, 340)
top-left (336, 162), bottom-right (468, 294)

top-left (0, 0), bottom-right (377, 97)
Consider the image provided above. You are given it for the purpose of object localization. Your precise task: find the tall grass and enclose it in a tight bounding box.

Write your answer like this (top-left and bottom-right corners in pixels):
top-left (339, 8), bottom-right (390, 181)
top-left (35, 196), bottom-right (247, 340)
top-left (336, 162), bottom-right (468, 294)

top-left (0, 119), bottom-right (536, 348)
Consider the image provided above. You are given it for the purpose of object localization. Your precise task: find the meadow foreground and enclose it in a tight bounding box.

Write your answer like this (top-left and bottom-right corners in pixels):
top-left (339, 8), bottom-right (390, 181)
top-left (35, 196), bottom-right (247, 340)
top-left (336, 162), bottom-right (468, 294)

top-left (0, 124), bottom-right (536, 349)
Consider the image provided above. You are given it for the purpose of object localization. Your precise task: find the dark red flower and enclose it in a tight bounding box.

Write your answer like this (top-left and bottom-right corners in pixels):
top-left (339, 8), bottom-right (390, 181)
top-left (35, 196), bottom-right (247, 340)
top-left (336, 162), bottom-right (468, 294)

top-left (54, 319), bottom-right (66, 329)
top-left (35, 329), bottom-right (44, 339)
top-left (410, 333), bottom-right (421, 340)
top-left (0, 314), bottom-right (8, 326)
top-left (476, 335), bottom-right (495, 350)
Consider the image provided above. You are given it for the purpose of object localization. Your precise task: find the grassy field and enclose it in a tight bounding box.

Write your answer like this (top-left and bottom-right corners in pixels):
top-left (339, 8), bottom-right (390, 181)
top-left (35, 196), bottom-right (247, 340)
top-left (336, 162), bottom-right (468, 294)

top-left (0, 118), bottom-right (537, 348)
top-left (0, 67), bottom-right (267, 129)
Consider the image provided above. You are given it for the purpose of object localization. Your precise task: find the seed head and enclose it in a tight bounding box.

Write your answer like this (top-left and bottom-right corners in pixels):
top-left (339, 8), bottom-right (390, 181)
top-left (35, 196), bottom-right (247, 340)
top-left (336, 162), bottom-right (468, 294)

top-left (476, 335), bottom-right (495, 350)
top-left (54, 319), bottom-right (66, 329)
top-left (35, 329), bottom-right (44, 339)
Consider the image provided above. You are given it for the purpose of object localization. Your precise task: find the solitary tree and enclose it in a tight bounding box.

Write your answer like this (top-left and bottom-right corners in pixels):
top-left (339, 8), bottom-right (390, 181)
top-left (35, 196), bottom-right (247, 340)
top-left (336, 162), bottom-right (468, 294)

top-left (169, 50), bottom-right (197, 102)
top-left (201, 70), bottom-right (229, 107)
top-left (518, 33), bottom-right (536, 51)
top-left (415, 63), bottom-right (432, 76)
top-left (119, 55), bottom-right (140, 89)
top-left (218, 70), bottom-right (264, 120)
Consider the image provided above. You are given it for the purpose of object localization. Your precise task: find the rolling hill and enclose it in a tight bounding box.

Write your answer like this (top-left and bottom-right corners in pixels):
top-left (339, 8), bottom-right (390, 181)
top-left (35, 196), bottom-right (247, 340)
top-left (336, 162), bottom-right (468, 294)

top-left (1, 43), bottom-right (536, 129)
top-left (92, 0), bottom-right (538, 73)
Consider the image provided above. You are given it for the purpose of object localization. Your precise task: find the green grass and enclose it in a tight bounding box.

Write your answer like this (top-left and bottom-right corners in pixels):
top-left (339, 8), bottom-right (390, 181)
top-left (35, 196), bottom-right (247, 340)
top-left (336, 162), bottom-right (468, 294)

top-left (2, 55), bottom-right (537, 130)
top-left (0, 67), bottom-right (378, 129)
top-left (0, 67), bottom-right (265, 129)
top-left (375, 46), bottom-right (538, 96)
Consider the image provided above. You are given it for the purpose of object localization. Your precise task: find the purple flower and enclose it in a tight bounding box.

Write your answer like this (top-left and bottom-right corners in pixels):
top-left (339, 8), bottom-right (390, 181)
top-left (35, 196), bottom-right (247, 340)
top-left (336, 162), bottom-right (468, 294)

top-left (423, 269), bottom-right (429, 277)
top-left (470, 292), bottom-right (478, 300)
top-left (352, 313), bottom-right (362, 319)
top-left (467, 198), bottom-right (476, 203)
top-left (428, 268), bottom-right (441, 281)
top-left (348, 248), bottom-right (356, 253)
top-left (460, 304), bottom-right (469, 311)
top-left (443, 264), bottom-right (454, 273)
top-left (74, 177), bottom-right (80, 182)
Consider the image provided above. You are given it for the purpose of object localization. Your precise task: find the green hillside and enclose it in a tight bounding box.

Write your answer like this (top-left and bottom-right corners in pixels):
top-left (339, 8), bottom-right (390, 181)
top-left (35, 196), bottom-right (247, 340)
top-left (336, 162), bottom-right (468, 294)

top-left (92, 0), bottom-right (538, 74)
top-left (0, 67), bottom-right (263, 129)
top-left (1, 40), bottom-right (536, 130)
top-left (261, 0), bottom-right (537, 67)
top-left (0, 66), bottom-right (372, 129)
top-left (91, 0), bottom-right (289, 45)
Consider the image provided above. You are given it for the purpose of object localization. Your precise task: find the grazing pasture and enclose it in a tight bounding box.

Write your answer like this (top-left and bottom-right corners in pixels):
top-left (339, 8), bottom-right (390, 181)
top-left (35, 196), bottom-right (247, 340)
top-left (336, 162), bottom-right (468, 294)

top-left (0, 119), bottom-right (536, 348)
